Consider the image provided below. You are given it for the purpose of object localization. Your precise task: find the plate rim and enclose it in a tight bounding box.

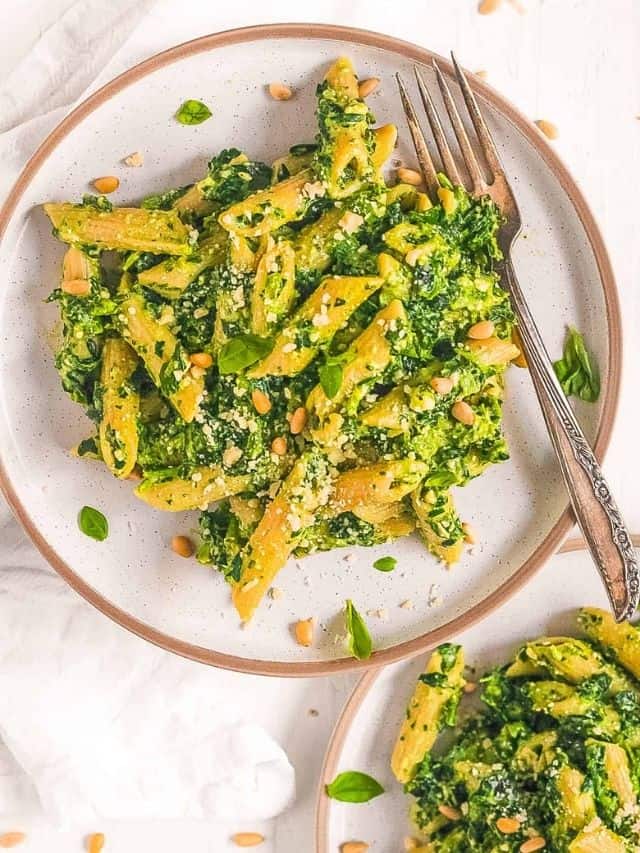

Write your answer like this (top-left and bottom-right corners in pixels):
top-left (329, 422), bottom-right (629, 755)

top-left (314, 536), bottom-right (640, 851)
top-left (0, 23), bottom-right (623, 678)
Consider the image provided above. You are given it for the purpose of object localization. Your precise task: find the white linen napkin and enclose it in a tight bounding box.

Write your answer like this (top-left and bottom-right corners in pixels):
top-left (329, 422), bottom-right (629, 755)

top-left (0, 0), bottom-right (300, 824)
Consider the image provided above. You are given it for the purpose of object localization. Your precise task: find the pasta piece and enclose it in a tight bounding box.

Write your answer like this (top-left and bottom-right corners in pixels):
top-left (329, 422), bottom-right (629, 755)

top-left (525, 681), bottom-right (620, 736)
top-left (231, 453), bottom-right (331, 621)
top-left (44, 203), bottom-right (191, 254)
top-left (135, 467), bottom-right (251, 511)
top-left (332, 459), bottom-right (428, 512)
top-left (248, 274), bottom-right (383, 378)
top-left (171, 183), bottom-right (216, 218)
top-left (464, 336), bottom-right (521, 367)
top-left (316, 58), bottom-right (375, 198)
top-left (98, 337), bottom-right (140, 478)
top-left (250, 237), bottom-right (296, 336)
top-left (554, 766), bottom-right (597, 834)
top-left (307, 298), bottom-right (406, 445)
top-left (568, 824), bottom-right (627, 852)
top-left (578, 607), bottom-right (640, 678)
top-left (293, 207), bottom-right (344, 277)
top-left (137, 226), bottom-right (227, 297)
top-left (391, 644), bottom-right (465, 783)
top-left (411, 487), bottom-right (464, 565)
top-left (218, 170), bottom-right (314, 237)
top-left (271, 145), bottom-right (316, 183)
top-left (116, 291), bottom-right (204, 422)
top-left (371, 123), bottom-right (398, 174)
top-left (586, 740), bottom-right (636, 823)
top-left (506, 636), bottom-right (637, 694)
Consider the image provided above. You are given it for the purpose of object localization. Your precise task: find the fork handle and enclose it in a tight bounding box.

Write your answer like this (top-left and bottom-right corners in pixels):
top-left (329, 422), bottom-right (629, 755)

top-left (503, 258), bottom-right (639, 620)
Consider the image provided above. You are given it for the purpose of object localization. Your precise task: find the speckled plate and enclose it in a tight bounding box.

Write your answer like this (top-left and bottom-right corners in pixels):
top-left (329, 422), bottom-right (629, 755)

top-left (0, 24), bottom-right (621, 676)
top-left (315, 538), bottom-right (640, 851)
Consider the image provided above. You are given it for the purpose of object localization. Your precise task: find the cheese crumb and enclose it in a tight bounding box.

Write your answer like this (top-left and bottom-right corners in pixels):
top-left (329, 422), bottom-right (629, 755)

top-left (223, 446), bottom-right (243, 467)
top-left (338, 211), bottom-right (364, 234)
top-left (124, 151), bottom-right (144, 167)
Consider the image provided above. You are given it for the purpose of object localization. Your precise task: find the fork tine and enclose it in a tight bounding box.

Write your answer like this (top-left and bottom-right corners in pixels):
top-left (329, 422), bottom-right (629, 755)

top-left (449, 52), bottom-right (503, 178)
top-left (395, 73), bottom-right (440, 199)
top-left (412, 67), bottom-right (461, 186)
top-left (430, 61), bottom-right (487, 195)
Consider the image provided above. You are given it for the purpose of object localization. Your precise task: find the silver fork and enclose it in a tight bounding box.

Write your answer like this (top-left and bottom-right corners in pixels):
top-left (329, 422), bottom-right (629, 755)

top-left (396, 55), bottom-right (639, 621)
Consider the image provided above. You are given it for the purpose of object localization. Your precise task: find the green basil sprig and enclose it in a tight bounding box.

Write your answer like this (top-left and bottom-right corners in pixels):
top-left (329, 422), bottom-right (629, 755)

top-left (325, 770), bottom-right (384, 803)
top-left (78, 506), bottom-right (109, 541)
top-left (553, 326), bottom-right (600, 402)
top-left (345, 599), bottom-right (373, 660)
top-left (218, 334), bottom-right (273, 374)
top-left (373, 556), bottom-right (397, 572)
top-left (318, 362), bottom-right (343, 399)
top-left (175, 99), bottom-right (212, 125)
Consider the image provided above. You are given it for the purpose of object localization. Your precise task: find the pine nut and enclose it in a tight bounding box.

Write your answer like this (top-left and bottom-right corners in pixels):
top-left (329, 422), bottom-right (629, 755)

top-left (496, 817), bottom-right (521, 834)
top-left (468, 320), bottom-right (495, 340)
top-left (87, 834), bottom-right (105, 853)
top-left (478, 0), bottom-right (502, 13)
top-left (535, 119), bottom-right (558, 140)
top-left (61, 278), bottom-right (91, 296)
top-left (451, 400), bottom-right (475, 425)
top-left (231, 832), bottom-right (265, 847)
top-left (93, 176), bottom-right (119, 194)
top-left (268, 82), bottom-right (292, 101)
top-left (0, 834), bottom-right (26, 849)
top-left (171, 535), bottom-right (194, 558)
top-left (271, 436), bottom-right (287, 456)
top-left (189, 352), bottom-right (213, 369)
top-left (462, 522), bottom-right (476, 544)
top-left (289, 406), bottom-right (307, 435)
top-left (341, 843), bottom-right (369, 853)
top-left (295, 618), bottom-right (314, 647)
top-left (430, 376), bottom-right (454, 395)
top-left (520, 839), bottom-right (546, 853)
top-left (358, 77), bottom-right (380, 98)
top-left (252, 388), bottom-right (272, 414)
top-left (397, 167), bottom-right (423, 186)
top-left (463, 681), bottom-right (478, 693)
top-left (438, 804), bottom-right (462, 821)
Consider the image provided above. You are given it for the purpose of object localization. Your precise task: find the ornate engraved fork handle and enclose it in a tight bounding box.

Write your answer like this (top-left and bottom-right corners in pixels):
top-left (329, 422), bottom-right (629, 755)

top-left (503, 258), bottom-right (639, 620)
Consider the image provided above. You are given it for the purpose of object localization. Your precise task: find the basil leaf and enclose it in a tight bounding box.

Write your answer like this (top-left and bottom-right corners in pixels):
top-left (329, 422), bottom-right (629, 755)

top-left (218, 334), bottom-right (273, 374)
top-left (325, 770), bottom-right (384, 803)
top-left (373, 556), bottom-right (396, 572)
top-left (553, 327), bottom-right (600, 402)
top-left (78, 506), bottom-right (109, 541)
top-left (318, 362), bottom-right (343, 399)
top-left (175, 99), bottom-right (212, 126)
top-left (345, 599), bottom-right (373, 660)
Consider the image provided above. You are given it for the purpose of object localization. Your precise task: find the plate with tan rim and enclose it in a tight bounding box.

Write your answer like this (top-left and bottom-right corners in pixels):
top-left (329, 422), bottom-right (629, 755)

top-left (0, 24), bottom-right (622, 676)
top-left (315, 537), bottom-right (640, 852)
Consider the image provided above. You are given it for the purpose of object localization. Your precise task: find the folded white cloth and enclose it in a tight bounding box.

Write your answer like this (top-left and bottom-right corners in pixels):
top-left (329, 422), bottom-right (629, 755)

top-left (0, 0), bottom-right (302, 824)
top-left (0, 512), bottom-right (295, 823)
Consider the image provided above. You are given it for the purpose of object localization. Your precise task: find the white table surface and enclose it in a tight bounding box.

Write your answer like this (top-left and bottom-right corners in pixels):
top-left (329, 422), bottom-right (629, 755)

top-left (1, 1), bottom-right (639, 851)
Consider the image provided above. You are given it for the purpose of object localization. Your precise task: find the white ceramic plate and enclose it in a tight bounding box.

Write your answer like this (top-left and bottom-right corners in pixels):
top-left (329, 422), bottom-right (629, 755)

top-left (0, 25), bottom-right (621, 676)
top-left (316, 539), bottom-right (640, 851)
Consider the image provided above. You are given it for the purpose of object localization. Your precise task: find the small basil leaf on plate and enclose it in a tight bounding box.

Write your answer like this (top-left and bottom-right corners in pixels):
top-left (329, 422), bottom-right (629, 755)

top-left (218, 334), bottom-right (273, 374)
top-left (325, 770), bottom-right (384, 803)
top-left (78, 505), bottom-right (109, 541)
top-left (553, 326), bottom-right (600, 402)
top-left (345, 599), bottom-right (372, 660)
top-left (318, 362), bottom-right (343, 399)
top-left (175, 99), bottom-right (212, 125)
top-left (373, 555), bottom-right (396, 572)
